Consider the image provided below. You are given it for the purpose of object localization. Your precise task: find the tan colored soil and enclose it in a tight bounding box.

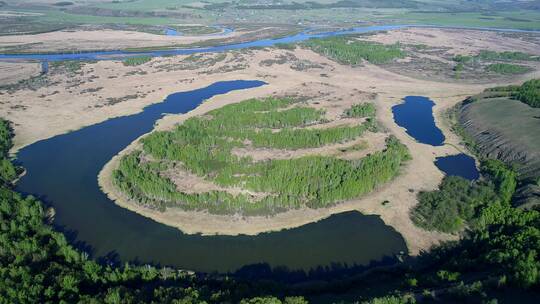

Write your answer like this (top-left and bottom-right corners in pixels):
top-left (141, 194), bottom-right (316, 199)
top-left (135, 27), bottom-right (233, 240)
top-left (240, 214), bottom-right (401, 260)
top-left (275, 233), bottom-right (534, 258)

top-left (366, 27), bottom-right (540, 55)
top-left (0, 62), bottom-right (41, 86)
top-left (0, 28), bottom-right (241, 53)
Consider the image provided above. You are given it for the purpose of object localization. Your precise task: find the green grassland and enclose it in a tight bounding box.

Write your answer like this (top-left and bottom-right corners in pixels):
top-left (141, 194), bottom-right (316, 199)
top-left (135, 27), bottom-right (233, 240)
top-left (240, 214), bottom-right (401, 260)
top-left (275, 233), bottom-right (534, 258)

top-left (391, 10), bottom-right (540, 30)
top-left (486, 63), bottom-right (532, 75)
top-left (113, 97), bottom-right (410, 215)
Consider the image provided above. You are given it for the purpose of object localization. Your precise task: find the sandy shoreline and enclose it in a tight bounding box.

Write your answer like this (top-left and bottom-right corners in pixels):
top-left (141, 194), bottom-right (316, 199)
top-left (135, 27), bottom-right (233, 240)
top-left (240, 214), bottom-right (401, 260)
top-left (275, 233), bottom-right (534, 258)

top-left (3, 27), bottom-right (540, 256)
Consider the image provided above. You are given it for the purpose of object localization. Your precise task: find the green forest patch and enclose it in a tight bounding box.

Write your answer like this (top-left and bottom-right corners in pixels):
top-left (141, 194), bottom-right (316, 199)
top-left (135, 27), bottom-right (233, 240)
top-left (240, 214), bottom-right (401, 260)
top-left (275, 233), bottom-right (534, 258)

top-left (113, 97), bottom-right (410, 215)
top-left (304, 36), bottom-right (405, 65)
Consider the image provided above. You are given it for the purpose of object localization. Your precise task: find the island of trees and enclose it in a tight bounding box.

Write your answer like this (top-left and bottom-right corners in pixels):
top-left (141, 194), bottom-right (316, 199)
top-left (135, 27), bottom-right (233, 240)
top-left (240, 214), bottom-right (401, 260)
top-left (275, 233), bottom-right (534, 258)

top-left (113, 96), bottom-right (410, 215)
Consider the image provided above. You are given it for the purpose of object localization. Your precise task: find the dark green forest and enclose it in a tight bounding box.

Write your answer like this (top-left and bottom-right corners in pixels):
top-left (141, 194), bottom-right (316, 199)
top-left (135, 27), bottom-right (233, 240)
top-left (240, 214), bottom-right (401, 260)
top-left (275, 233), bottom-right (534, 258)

top-left (113, 97), bottom-right (407, 215)
top-left (411, 160), bottom-right (516, 233)
top-left (516, 79), bottom-right (540, 108)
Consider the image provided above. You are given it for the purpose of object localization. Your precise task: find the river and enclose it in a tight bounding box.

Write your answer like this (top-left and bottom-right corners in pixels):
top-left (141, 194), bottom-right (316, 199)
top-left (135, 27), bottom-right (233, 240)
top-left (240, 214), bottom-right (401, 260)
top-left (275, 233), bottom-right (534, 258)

top-left (15, 80), bottom-right (407, 274)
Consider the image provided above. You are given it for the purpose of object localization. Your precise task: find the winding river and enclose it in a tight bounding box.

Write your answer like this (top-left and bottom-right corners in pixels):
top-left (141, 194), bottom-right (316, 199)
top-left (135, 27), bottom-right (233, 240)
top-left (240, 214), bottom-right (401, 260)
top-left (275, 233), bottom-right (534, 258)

top-left (15, 80), bottom-right (407, 274)
top-left (2, 24), bottom-right (539, 62)
top-left (9, 24), bottom-right (522, 275)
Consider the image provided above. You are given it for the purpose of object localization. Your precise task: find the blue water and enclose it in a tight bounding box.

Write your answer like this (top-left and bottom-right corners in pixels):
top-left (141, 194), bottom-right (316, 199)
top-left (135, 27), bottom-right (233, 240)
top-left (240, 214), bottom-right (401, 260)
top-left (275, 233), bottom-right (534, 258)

top-left (392, 96), bottom-right (479, 180)
top-left (0, 25), bottom-right (406, 61)
top-left (435, 153), bottom-right (479, 181)
top-left (164, 28), bottom-right (180, 36)
top-left (392, 96), bottom-right (445, 146)
top-left (164, 26), bottom-right (233, 37)
top-left (15, 80), bottom-right (407, 273)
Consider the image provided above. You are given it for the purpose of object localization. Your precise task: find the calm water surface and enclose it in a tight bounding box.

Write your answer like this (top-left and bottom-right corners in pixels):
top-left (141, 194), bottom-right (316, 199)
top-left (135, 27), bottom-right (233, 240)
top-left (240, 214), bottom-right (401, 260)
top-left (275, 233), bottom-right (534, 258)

top-left (15, 80), bottom-right (407, 273)
top-left (392, 96), bottom-right (445, 146)
top-left (392, 96), bottom-right (480, 180)
top-left (435, 153), bottom-right (479, 181)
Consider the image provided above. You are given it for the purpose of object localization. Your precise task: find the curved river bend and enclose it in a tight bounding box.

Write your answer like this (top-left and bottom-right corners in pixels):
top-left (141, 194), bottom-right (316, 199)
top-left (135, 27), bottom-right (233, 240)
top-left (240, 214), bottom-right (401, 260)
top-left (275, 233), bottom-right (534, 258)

top-left (15, 80), bottom-right (407, 274)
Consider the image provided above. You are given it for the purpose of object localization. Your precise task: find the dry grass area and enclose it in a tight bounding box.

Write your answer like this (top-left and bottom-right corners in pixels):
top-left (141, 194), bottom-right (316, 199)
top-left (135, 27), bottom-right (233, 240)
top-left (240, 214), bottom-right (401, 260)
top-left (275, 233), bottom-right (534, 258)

top-left (0, 62), bottom-right (41, 86)
top-left (0, 28), bottom-right (237, 53)
top-left (365, 28), bottom-right (540, 83)
top-left (367, 28), bottom-right (540, 55)
top-left (0, 26), bottom-right (293, 53)
top-left (2, 27), bottom-right (540, 255)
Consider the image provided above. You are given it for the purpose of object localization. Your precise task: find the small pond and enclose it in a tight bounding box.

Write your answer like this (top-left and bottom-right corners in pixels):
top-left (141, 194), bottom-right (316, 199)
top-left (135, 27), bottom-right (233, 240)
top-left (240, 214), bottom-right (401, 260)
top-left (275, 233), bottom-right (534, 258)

top-left (392, 96), bottom-right (445, 146)
top-left (392, 96), bottom-right (480, 180)
top-left (435, 153), bottom-right (479, 181)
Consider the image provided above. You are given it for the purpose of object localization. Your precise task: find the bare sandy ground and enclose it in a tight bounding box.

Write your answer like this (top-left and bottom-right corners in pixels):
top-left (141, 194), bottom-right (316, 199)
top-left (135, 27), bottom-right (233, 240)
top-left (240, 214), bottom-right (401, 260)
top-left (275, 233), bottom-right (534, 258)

top-left (367, 28), bottom-right (540, 55)
top-left (0, 62), bottom-right (41, 85)
top-left (0, 28), bottom-right (242, 53)
top-left (2, 27), bottom-right (540, 256)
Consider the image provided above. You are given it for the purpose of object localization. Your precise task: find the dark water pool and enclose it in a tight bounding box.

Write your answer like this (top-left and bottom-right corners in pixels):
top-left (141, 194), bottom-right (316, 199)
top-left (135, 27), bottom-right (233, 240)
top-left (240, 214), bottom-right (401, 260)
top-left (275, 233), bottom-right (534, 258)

top-left (15, 80), bottom-right (407, 274)
top-left (392, 96), bottom-right (445, 146)
top-left (435, 153), bottom-right (479, 181)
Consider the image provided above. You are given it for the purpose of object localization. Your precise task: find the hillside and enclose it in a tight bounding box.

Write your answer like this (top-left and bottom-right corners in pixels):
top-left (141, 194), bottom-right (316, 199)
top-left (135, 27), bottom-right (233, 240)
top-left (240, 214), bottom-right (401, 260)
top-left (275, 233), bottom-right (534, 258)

top-left (457, 79), bottom-right (540, 209)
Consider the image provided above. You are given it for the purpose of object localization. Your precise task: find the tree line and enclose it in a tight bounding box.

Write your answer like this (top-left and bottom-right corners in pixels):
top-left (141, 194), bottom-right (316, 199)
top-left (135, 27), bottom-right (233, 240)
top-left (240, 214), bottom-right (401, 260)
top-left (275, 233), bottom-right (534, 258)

top-left (483, 78), bottom-right (539, 108)
top-left (304, 36), bottom-right (405, 65)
